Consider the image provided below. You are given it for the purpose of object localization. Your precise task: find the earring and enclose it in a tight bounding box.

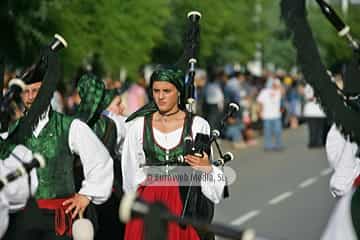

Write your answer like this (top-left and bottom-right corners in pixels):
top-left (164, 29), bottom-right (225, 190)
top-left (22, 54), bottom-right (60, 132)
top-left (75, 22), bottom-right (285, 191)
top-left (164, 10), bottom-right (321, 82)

top-left (178, 94), bottom-right (181, 105)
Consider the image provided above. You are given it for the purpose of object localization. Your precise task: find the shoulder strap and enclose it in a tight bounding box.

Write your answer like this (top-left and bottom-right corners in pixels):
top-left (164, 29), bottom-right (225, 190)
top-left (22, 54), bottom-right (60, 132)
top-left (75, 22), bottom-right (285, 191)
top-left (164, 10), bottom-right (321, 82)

top-left (102, 116), bottom-right (116, 148)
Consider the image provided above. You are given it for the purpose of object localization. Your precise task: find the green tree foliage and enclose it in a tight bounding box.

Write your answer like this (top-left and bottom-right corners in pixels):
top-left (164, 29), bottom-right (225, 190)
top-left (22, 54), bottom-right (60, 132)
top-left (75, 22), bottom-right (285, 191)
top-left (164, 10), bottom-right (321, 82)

top-left (1, 0), bottom-right (170, 80)
top-left (1, 0), bottom-right (360, 82)
top-left (52, 0), bottom-right (170, 79)
top-left (260, 0), bottom-right (297, 70)
top-left (152, 0), bottom-right (260, 68)
top-left (0, 0), bottom-right (57, 66)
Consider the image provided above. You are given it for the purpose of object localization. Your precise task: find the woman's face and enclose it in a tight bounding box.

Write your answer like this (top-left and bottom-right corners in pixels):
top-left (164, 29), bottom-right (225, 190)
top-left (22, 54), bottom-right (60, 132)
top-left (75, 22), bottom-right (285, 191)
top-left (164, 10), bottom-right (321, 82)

top-left (152, 81), bottom-right (179, 113)
top-left (107, 96), bottom-right (125, 116)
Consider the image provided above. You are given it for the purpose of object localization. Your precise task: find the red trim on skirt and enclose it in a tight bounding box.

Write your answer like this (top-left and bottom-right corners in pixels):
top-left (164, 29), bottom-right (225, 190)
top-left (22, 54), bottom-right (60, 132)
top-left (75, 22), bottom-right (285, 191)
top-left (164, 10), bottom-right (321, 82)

top-left (124, 178), bottom-right (200, 240)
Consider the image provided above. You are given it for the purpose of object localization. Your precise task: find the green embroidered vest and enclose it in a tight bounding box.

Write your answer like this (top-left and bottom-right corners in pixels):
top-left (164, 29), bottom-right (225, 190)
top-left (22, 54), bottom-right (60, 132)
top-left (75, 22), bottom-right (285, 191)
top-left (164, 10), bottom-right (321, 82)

top-left (0, 111), bottom-right (75, 199)
top-left (143, 113), bottom-right (192, 165)
top-left (24, 110), bottom-right (75, 199)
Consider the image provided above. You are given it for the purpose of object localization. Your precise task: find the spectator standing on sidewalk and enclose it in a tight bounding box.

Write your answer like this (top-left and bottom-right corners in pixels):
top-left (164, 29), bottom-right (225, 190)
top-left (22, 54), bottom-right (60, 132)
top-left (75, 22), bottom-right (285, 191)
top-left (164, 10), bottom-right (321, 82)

top-left (303, 84), bottom-right (327, 148)
top-left (257, 79), bottom-right (284, 151)
top-left (202, 68), bottom-right (224, 130)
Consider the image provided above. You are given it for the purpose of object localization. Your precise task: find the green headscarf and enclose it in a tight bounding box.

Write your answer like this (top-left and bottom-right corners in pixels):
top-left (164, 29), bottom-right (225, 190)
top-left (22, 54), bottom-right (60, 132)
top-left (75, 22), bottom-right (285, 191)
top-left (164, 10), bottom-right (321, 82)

top-left (126, 68), bottom-right (185, 122)
top-left (76, 73), bottom-right (118, 123)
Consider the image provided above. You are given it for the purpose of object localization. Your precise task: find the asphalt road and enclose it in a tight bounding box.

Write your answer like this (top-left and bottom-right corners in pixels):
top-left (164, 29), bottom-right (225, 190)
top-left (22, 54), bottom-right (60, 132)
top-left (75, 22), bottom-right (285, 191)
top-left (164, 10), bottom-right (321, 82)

top-left (213, 125), bottom-right (337, 240)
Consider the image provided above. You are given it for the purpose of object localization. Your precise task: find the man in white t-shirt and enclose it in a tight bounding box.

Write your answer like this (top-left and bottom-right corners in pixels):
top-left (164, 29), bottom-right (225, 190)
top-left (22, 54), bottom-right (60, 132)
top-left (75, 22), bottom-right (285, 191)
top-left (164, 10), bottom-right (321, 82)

top-left (257, 79), bottom-right (284, 151)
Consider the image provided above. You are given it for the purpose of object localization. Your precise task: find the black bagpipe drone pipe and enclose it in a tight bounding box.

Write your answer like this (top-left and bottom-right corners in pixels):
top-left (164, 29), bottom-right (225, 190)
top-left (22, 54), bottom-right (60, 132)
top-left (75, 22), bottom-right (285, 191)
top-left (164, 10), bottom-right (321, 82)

top-left (315, 0), bottom-right (359, 51)
top-left (1, 34), bottom-right (67, 129)
top-left (20, 33), bottom-right (68, 82)
top-left (7, 33), bottom-right (67, 144)
top-left (184, 11), bottom-right (201, 114)
top-left (159, 10), bottom-right (236, 218)
top-left (281, 0), bottom-right (360, 145)
top-left (207, 102), bottom-right (240, 198)
top-left (211, 102), bottom-right (239, 166)
top-left (0, 151), bottom-right (45, 191)
top-left (314, 0), bottom-right (360, 110)
top-left (119, 192), bottom-right (256, 240)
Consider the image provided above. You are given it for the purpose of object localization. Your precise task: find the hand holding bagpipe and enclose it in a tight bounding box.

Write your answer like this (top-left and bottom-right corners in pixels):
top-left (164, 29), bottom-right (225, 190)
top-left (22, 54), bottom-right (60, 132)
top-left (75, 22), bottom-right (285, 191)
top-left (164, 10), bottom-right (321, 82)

top-left (182, 102), bottom-right (239, 168)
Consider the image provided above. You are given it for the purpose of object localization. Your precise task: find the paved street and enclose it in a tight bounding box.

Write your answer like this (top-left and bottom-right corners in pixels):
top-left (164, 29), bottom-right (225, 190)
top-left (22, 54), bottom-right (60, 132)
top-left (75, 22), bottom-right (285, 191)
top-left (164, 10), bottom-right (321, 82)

top-left (213, 126), bottom-right (337, 240)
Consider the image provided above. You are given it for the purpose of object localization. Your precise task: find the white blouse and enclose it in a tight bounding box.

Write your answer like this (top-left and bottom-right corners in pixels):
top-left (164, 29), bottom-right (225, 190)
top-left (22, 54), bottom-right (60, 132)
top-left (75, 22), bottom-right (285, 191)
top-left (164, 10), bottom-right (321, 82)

top-left (122, 115), bottom-right (225, 204)
top-left (326, 124), bottom-right (360, 197)
top-left (68, 119), bottom-right (114, 204)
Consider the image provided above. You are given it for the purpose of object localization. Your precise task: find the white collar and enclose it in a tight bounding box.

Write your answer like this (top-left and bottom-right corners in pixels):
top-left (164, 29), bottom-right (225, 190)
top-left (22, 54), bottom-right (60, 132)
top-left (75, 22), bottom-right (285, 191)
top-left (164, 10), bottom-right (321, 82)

top-left (33, 107), bottom-right (50, 138)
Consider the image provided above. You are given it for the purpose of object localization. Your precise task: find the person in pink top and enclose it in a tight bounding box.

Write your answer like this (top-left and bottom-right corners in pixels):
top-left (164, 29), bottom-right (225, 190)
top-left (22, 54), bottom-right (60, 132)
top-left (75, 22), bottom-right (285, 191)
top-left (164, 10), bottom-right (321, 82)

top-left (125, 76), bottom-right (148, 115)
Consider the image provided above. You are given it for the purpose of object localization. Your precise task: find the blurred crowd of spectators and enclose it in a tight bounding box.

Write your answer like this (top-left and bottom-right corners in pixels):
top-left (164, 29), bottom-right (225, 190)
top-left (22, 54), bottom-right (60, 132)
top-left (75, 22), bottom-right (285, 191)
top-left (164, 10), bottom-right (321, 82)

top-left (3, 63), bottom-right (338, 150)
top-left (193, 64), bottom-right (339, 150)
